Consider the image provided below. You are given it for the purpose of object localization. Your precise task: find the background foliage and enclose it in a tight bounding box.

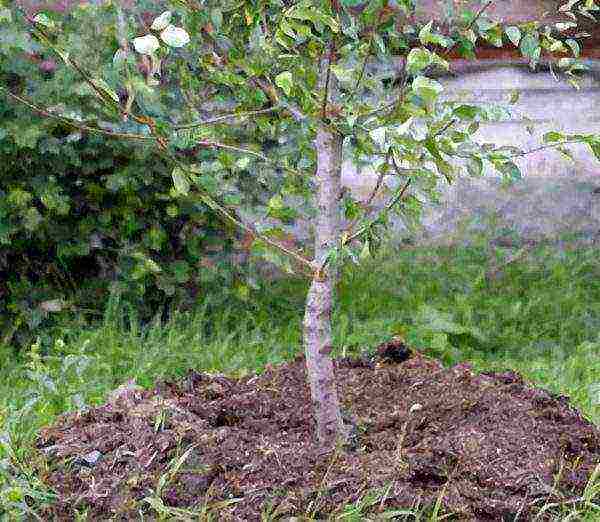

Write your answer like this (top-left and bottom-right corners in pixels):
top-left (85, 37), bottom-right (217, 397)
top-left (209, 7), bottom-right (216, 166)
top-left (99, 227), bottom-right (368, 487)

top-left (1, 0), bottom-right (598, 350)
top-left (0, 2), bottom-right (259, 349)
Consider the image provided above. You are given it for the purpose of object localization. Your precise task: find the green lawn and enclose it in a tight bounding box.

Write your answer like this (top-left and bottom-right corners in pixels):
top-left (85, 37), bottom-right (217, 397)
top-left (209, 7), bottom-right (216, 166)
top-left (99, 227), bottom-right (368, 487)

top-left (1, 223), bottom-right (599, 520)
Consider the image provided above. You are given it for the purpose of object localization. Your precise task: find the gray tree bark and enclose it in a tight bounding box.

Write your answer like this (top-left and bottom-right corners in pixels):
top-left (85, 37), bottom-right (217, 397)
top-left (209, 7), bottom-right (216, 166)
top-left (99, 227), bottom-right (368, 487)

top-left (303, 54), bottom-right (348, 454)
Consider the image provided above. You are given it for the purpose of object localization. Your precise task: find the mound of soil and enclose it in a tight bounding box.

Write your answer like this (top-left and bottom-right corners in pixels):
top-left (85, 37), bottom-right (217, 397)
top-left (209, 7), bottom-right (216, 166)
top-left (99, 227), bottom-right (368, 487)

top-left (35, 339), bottom-right (600, 521)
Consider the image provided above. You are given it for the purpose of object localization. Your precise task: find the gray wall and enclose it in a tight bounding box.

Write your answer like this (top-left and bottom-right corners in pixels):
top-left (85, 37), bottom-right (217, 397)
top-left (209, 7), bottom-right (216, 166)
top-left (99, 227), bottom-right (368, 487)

top-left (342, 61), bottom-right (600, 246)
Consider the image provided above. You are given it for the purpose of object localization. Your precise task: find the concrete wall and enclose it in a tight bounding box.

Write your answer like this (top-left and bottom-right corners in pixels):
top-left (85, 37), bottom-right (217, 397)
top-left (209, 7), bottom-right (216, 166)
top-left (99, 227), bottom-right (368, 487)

top-left (341, 61), bottom-right (600, 245)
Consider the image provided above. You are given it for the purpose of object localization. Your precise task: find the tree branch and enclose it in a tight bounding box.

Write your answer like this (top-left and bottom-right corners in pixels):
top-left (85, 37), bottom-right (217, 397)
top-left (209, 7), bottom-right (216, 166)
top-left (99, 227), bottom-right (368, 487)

top-left (249, 76), bottom-right (307, 122)
top-left (342, 174), bottom-right (412, 247)
top-left (1, 87), bottom-right (154, 142)
top-left (321, 41), bottom-right (335, 119)
top-left (20, 15), bottom-right (316, 280)
top-left (173, 107), bottom-right (281, 130)
top-left (347, 32), bottom-right (374, 104)
top-left (192, 139), bottom-right (306, 178)
top-left (158, 148), bottom-right (317, 279)
top-left (440, 0), bottom-right (495, 60)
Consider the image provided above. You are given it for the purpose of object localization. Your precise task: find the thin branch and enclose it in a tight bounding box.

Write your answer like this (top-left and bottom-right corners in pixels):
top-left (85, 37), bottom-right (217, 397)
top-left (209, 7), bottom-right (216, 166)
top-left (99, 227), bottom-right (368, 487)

top-left (356, 99), bottom-right (401, 124)
top-left (19, 17), bottom-right (316, 279)
top-left (337, 151), bottom-right (391, 247)
top-left (250, 76), bottom-right (307, 122)
top-left (363, 151), bottom-right (389, 209)
top-left (347, 32), bottom-right (374, 104)
top-left (321, 41), bottom-right (335, 119)
top-left (440, 0), bottom-right (494, 60)
top-left (30, 21), bottom-right (122, 113)
top-left (450, 137), bottom-right (592, 162)
top-left (508, 139), bottom-right (589, 158)
top-left (343, 174), bottom-right (412, 246)
top-left (431, 118), bottom-right (457, 138)
top-left (316, 169), bottom-right (413, 275)
top-left (1, 88), bottom-right (154, 141)
top-left (193, 140), bottom-right (306, 177)
top-left (466, 1), bottom-right (495, 31)
top-left (160, 148), bottom-right (316, 278)
top-left (173, 107), bottom-right (281, 130)
top-left (143, 131), bottom-right (316, 277)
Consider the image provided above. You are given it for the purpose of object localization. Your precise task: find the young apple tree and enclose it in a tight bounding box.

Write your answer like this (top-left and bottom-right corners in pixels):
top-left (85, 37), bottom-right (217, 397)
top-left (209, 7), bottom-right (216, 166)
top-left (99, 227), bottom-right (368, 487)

top-left (7, 0), bottom-right (600, 453)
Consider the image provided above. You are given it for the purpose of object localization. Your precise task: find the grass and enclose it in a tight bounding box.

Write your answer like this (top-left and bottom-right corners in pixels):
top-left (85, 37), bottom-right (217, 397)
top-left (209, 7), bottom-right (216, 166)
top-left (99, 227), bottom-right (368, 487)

top-left (1, 220), bottom-right (599, 520)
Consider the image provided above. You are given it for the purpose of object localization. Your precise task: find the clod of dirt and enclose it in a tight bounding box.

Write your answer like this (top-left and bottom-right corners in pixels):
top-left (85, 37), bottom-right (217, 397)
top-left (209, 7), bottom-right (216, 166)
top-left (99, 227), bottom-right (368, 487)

top-left (35, 341), bottom-right (599, 521)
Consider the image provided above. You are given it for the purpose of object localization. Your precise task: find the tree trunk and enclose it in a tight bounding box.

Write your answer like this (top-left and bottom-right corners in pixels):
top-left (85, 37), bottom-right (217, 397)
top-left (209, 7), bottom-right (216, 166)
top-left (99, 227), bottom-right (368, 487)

top-left (303, 54), bottom-right (348, 454)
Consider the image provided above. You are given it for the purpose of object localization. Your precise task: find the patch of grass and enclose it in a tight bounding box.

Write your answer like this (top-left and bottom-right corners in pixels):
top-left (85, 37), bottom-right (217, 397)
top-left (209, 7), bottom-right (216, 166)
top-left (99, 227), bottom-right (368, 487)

top-left (1, 221), bottom-right (599, 519)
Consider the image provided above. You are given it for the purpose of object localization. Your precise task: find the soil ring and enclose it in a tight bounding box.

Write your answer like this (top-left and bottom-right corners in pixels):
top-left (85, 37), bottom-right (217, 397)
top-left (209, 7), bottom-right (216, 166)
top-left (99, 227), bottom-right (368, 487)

top-left (35, 338), bottom-right (600, 520)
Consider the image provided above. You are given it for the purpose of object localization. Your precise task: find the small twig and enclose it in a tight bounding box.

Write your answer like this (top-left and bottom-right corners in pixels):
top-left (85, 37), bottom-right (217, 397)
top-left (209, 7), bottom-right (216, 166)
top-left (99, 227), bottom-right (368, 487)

top-left (347, 32), bottom-right (374, 104)
top-left (161, 150), bottom-right (316, 278)
top-left (315, 173), bottom-right (412, 276)
top-left (30, 20), bottom-right (122, 113)
top-left (1, 88), bottom-right (154, 141)
top-left (440, 0), bottom-right (494, 61)
top-left (448, 137), bottom-right (591, 162)
top-left (249, 76), bottom-right (307, 122)
top-left (431, 118), bottom-right (458, 138)
top-left (344, 174), bottom-right (412, 246)
top-left (173, 107), bottom-right (281, 130)
top-left (341, 150), bottom-right (392, 240)
top-left (508, 139), bottom-right (588, 158)
top-left (193, 140), bottom-right (305, 177)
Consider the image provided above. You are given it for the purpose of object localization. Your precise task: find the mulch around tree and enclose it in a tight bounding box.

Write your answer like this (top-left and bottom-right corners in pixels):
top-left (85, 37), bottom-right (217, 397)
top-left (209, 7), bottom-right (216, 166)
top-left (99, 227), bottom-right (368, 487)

top-left (35, 338), bottom-right (600, 521)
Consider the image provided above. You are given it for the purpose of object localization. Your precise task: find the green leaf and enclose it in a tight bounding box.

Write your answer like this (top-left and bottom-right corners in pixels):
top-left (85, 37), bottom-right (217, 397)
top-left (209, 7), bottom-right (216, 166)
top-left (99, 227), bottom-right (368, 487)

top-left (211, 8), bottom-right (224, 30)
top-left (497, 161), bottom-right (522, 181)
top-left (275, 71), bottom-right (294, 96)
top-left (466, 156), bottom-right (483, 177)
top-left (467, 121), bottom-right (480, 134)
top-left (424, 139), bottom-right (453, 183)
top-left (587, 139), bottom-right (600, 161)
top-left (369, 127), bottom-right (387, 148)
top-left (286, 4), bottom-right (339, 33)
top-left (171, 167), bottom-right (190, 195)
top-left (90, 78), bottom-right (120, 104)
top-left (543, 131), bottom-right (564, 143)
top-left (33, 13), bottom-right (56, 29)
top-left (456, 37), bottom-right (476, 59)
top-left (406, 48), bottom-right (432, 75)
top-left (279, 19), bottom-right (297, 39)
top-left (453, 104), bottom-right (479, 120)
top-left (475, 18), bottom-right (496, 32)
top-left (505, 26), bottom-right (521, 46)
top-left (418, 21), bottom-right (451, 47)
top-left (483, 25), bottom-right (504, 47)
top-left (236, 156), bottom-right (251, 170)
top-left (359, 240), bottom-right (371, 261)
top-left (0, 8), bottom-right (12, 23)
top-left (412, 76), bottom-right (443, 104)
top-left (268, 194), bottom-right (284, 210)
top-left (171, 260), bottom-right (190, 284)
top-left (330, 64), bottom-right (354, 84)
top-left (519, 33), bottom-right (540, 60)
top-left (508, 90), bottom-right (520, 104)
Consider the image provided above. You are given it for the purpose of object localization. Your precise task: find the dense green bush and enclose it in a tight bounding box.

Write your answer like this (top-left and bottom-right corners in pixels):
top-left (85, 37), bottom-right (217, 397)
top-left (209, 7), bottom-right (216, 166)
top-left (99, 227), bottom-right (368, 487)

top-left (0, 4), bottom-right (249, 349)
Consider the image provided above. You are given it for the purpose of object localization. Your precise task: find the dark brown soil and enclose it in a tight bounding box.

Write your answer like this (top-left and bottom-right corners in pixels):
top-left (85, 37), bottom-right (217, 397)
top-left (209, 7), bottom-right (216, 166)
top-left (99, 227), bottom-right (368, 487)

top-left (35, 338), bottom-right (600, 521)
